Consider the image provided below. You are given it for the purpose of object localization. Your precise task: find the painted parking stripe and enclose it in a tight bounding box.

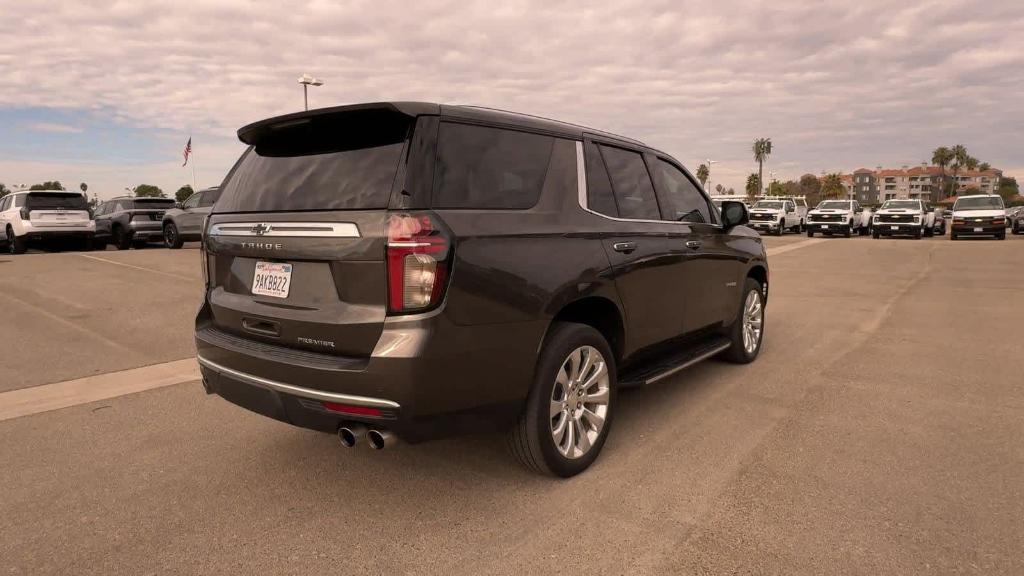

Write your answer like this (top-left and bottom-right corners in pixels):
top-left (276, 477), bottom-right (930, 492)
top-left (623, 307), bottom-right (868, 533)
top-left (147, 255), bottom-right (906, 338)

top-left (76, 253), bottom-right (193, 280)
top-left (766, 238), bottom-right (827, 257)
top-left (0, 359), bottom-right (199, 422)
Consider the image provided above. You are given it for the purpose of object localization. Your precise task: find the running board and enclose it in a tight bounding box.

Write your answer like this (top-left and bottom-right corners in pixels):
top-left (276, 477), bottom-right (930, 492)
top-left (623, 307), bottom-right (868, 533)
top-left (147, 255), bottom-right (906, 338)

top-left (618, 337), bottom-right (732, 388)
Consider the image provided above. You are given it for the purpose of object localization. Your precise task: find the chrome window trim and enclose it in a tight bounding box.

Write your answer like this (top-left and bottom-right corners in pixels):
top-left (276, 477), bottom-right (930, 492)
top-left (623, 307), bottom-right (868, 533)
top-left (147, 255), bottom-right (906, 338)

top-left (574, 141), bottom-right (722, 229)
top-left (208, 222), bottom-right (360, 238)
top-left (197, 355), bottom-right (400, 409)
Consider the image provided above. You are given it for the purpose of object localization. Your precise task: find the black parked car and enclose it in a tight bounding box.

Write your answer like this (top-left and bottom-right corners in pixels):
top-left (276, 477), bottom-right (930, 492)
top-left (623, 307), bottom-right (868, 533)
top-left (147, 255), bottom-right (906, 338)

top-left (195, 102), bottom-right (769, 476)
top-left (93, 196), bottom-right (177, 249)
top-left (161, 187), bottom-right (221, 248)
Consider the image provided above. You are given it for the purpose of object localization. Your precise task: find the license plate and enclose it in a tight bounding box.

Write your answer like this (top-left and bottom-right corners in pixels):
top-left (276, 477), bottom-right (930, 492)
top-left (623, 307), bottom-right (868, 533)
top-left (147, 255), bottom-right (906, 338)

top-left (822, 225), bottom-right (829, 229)
top-left (252, 261), bottom-right (292, 299)
top-left (973, 227), bottom-right (983, 232)
top-left (891, 226), bottom-right (899, 230)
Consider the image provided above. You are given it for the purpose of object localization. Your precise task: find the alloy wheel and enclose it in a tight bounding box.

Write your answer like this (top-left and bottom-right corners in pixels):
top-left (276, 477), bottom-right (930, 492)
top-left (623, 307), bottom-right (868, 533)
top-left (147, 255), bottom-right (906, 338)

top-left (549, 346), bottom-right (610, 459)
top-left (742, 290), bottom-right (763, 354)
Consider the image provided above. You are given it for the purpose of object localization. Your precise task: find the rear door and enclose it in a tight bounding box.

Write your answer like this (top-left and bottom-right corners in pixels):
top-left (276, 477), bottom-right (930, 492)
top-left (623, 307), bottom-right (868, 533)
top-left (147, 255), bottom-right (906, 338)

top-left (25, 192), bottom-right (91, 226)
top-left (649, 157), bottom-right (742, 331)
top-left (204, 107), bottom-right (414, 357)
top-left (177, 192), bottom-right (203, 235)
top-left (584, 141), bottom-right (689, 350)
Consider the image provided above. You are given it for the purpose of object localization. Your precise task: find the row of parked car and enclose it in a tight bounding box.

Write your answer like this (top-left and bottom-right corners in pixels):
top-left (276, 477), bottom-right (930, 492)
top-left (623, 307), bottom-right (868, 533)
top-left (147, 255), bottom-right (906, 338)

top-left (740, 195), bottom-right (1018, 241)
top-left (0, 187), bottom-right (220, 253)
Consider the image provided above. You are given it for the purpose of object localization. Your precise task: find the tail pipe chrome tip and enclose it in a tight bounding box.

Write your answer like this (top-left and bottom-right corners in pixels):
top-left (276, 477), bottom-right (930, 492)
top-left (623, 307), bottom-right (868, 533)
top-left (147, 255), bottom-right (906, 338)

top-left (367, 429), bottom-right (396, 450)
top-left (338, 424), bottom-right (368, 448)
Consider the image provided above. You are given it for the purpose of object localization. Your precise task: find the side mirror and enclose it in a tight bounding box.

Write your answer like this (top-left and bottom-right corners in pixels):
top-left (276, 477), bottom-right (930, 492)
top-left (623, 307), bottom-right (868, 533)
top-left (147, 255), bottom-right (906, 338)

top-left (721, 201), bottom-right (748, 229)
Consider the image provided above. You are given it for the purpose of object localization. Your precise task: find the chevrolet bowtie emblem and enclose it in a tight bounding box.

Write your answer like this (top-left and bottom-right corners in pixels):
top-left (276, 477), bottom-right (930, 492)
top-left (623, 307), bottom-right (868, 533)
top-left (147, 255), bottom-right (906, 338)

top-left (252, 223), bottom-right (270, 235)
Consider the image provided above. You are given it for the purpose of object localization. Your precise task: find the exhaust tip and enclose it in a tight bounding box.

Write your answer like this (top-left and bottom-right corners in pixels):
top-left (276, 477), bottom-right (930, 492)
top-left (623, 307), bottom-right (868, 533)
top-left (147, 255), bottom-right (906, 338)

top-left (338, 424), bottom-right (367, 448)
top-left (367, 429), bottom-right (395, 450)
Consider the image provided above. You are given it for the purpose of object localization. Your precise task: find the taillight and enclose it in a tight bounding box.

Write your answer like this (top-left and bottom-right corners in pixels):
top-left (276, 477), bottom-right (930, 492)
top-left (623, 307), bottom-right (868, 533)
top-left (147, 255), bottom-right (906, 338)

top-left (20, 207), bottom-right (30, 220)
top-left (200, 216), bottom-right (210, 288)
top-left (386, 212), bottom-right (451, 314)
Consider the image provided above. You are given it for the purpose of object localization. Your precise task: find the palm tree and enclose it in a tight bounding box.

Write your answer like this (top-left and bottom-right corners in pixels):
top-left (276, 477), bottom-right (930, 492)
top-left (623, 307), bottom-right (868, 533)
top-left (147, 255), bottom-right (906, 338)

top-left (964, 156), bottom-right (979, 171)
top-left (932, 146), bottom-right (953, 198)
top-left (950, 144), bottom-right (969, 197)
top-left (821, 173), bottom-right (844, 199)
top-left (745, 173), bottom-right (760, 200)
top-left (695, 164), bottom-right (710, 190)
top-left (978, 162), bottom-right (991, 172)
top-left (752, 138), bottom-right (772, 194)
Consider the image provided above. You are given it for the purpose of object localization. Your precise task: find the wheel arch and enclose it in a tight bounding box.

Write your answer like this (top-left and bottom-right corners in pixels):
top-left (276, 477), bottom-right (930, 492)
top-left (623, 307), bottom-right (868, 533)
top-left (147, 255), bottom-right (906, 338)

top-left (543, 296), bottom-right (625, 367)
top-left (746, 263), bottom-right (769, 304)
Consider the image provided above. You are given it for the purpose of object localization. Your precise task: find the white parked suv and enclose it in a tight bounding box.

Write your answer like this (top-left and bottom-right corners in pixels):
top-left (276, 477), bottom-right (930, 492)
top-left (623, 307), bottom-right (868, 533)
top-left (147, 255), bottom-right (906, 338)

top-left (871, 199), bottom-right (935, 239)
top-left (0, 190), bottom-right (95, 254)
top-left (747, 199), bottom-right (803, 235)
top-left (950, 194), bottom-right (1006, 241)
top-left (806, 199), bottom-right (867, 238)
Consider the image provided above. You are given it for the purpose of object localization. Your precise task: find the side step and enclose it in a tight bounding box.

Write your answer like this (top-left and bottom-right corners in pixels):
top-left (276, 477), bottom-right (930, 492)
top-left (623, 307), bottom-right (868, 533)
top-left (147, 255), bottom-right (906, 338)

top-left (618, 336), bottom-right (732, 388)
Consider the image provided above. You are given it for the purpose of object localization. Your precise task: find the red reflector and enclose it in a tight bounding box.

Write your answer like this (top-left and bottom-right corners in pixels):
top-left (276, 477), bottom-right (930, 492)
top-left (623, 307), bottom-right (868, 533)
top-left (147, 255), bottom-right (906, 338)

top-left (321, 402), bottom-right (382, 417)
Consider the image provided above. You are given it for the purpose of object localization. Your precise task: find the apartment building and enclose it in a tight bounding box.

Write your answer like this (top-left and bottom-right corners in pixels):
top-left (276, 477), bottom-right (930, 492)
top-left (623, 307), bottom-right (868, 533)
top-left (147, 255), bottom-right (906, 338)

top-left (868, 165), bottom-right (1001, 203)
top-left (852, 168), bottom-right (879, 203)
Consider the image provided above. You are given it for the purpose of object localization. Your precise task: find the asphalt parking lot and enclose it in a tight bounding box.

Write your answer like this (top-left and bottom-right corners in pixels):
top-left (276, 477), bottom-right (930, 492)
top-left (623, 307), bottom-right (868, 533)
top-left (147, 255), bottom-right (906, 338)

top-left (2, 234), bottom-right (1023, 574)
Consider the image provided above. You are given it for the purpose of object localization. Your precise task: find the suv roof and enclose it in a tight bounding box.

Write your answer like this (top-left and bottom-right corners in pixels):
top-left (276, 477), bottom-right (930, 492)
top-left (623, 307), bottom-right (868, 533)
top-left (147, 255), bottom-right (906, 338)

top-left (237, 101), bottom-right (645, 149)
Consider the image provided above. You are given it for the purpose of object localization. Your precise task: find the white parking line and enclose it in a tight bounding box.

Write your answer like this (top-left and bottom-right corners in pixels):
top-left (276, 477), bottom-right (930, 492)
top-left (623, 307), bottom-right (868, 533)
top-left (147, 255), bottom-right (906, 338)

top-left (76, 253), bottom-right (193, 280)
top-left (0, 359), bottom-right (200, 422)
top-left (766, 238), bottom-right (827, 257)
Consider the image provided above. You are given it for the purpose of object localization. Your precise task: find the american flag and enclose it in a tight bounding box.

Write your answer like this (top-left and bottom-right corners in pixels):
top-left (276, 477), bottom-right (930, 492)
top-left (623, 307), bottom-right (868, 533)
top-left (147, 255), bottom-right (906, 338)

top-left (182, 137), bottom-right (192, 167)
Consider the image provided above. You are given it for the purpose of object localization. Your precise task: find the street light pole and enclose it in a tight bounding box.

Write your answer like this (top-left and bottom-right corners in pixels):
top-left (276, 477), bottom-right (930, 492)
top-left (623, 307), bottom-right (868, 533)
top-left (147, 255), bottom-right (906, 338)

top-left (706, 158), bottom-right (718, 193)
top-left (298, 73), bottom-right (324, 111)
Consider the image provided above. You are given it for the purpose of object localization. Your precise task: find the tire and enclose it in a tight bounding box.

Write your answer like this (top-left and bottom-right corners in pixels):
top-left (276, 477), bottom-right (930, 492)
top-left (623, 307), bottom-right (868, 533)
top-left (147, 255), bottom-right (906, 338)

top-left (843, 224), bottom-right (852, 238)
top-left (807, 230), bottom-right (814, 238)
top-left (774, 224), bottom-right (783, 236)
top-left (924, 227), bottom-right (934, 238)
top-left (997, 231), bottom-right (1006, 240)
top-left (859, 226), bottom-right (869, 236)
top-left (7, 227), bottom-right (27, 254)
top-left (508, 322), bottom-right (616, 477)
top-left (951, 233), bottom-right (958, 241)
top-left (913, 229), bottom-right (922, 240)
top-left (721, 278), bottom-right (765, 364)
top-left (872, 230), bottom-right (880, 239)
top-left (1013, 222), bottom-right (1020, 235)
top-left (795, 220), bottom-right (804, 234)
top-left (164, 222), bottom-right (184, 249)
top-left (113, 226), bottom-right (132, 250)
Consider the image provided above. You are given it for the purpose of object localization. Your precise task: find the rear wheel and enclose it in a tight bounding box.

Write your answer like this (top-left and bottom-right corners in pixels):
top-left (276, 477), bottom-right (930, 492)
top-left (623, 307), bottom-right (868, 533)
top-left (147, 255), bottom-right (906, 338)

top-left (806, 230), bottom-right (814, 238)
top-left (113, 226), bottom-right (132, 250)
top-left (164, 222), bottom-right (184, 249)
top-left (509, 322), bottom-right (616, 477)
top-left (7, 227), bottom-right (27, 254)
top-left (1013, 221), bottom-right (1020, 235)
top-left (721, 278), bottom-right (765, 364)
top-left (951, 233), bottom-right (958, 241)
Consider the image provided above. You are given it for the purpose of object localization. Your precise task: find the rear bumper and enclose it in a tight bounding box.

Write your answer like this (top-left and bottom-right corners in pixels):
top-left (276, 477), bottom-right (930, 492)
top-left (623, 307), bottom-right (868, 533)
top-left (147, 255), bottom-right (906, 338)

top-left (951, 225), bottom-right (1003, 236)
top-left (20, 221), bottom-right (94, 239)
top-left (194, 301), bottom-right (543, 442)
top-left (129, 221), bottom-right (163, 240)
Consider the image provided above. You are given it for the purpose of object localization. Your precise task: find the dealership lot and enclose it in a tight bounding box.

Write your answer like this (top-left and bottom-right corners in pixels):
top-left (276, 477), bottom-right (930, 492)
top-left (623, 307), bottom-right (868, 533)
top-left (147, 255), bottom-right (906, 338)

top-left (2, 235), bottom-right (1023, 574)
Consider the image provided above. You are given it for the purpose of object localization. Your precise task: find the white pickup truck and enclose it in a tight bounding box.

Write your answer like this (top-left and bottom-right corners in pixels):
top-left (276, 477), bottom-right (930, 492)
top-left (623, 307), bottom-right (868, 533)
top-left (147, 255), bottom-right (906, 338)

top-left (871, 199), bottom-right (936, 239)
top-left (747, 199), bottom-right (805, 236)
top-left (806, 199), bottom-right (869, 238)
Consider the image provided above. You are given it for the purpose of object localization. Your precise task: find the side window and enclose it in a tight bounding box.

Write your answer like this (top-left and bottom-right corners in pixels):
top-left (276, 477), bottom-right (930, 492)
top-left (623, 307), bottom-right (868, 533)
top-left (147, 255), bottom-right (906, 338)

top-left (584, 142), bottom-right (618, 217)
top-left (13, 194), bottom-right (25, 208)
top-left (0, 196), bottom-right (9, 211)
top-left (599, 145), bottom-right (660, 220)
top-left (433, 123), bottom-right (555, 209)
top-left (199, 189), bottom-right (221, 207)
top-left (183, 193), bottom-right (201, 209)
top-left (649, 159), bottom-right (712, 224)
top-left (115, 200), bottom-right (129, 212)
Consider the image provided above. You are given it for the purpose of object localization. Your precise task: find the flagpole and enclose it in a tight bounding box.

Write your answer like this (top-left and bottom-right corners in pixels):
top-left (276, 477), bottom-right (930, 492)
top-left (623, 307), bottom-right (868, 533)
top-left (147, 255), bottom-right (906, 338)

top-left (190, 135), bottom-right (197, 192)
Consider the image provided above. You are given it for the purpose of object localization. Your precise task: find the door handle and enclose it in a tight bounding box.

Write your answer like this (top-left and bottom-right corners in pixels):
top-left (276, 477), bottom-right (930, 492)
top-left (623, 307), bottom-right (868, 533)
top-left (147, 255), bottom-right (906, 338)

top-left (612, 241), bottom-right (637, 253)
top-left (685, 240), bottom-right (702, 250)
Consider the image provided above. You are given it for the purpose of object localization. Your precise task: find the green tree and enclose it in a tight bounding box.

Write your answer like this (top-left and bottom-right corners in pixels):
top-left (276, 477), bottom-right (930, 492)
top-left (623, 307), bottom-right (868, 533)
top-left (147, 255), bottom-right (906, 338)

top-left (29, 181), bottom-right (65, 190)
top-left (132, 184), bottom-right (165, 198)
top-left (932, 147), bottom-right (954, 198)
top-left (799, 174), bottom-right (821, 196)
top-left (821, 173), bottom-right (845, 199)
top-left (0, 183), bottom-right (9, 198)
top-left (964, 156), bottom-right (979, 171)
top-left (949, 144), bottom-right (969, 197)
top-left (79, 182), bottom-right (88, 194)
top-left (695, 164), bottom-right (709, 189)
top-left (745, 173), bottom-right (760, 200)
top-left (175, 185), bottom-right (195, 202)
top-left (978, 162), bottom-right (991, 172)
top-left (752, 138), bottom-right (772, 195)
top-left (767, 180), bottom-right (786, 196)
top-left (997, 176), bottom-right (1019, 204)
top-left (714, 184), bottom-right (725, 194)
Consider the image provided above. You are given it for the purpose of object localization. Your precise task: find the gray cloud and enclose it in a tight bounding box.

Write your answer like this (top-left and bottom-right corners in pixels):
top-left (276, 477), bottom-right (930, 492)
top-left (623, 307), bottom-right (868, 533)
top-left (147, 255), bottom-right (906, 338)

top-left (1, 0), bottom-right (1022, 194)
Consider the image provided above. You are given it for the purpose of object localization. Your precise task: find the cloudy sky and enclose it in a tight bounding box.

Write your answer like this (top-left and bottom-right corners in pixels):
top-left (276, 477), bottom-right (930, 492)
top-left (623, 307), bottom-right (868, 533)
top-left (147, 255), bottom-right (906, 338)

top-left (1, 0), bottom-right (1021, 199)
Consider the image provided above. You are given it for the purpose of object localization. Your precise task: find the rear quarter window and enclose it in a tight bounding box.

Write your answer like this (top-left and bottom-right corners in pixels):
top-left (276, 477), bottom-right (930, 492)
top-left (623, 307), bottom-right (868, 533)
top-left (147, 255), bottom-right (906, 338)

top-left (432, 123), bottom-right (555, 209)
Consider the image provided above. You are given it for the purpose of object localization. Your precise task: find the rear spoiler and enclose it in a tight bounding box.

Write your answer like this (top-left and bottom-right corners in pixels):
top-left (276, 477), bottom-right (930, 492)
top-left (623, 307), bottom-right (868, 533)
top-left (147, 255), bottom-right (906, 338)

top-left (237, 102), bottom-right (440, 145)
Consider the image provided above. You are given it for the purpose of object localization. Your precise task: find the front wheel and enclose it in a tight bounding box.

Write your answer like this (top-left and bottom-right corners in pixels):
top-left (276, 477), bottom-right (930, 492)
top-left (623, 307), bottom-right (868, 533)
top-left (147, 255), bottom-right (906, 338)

top-left (844, 224), bottom-right (852, 238)
top-left (721, 278), bottom-right (765, 364)
top-left (774, 224), bottom-right (783, 236)
top-left (508, 322), bottom-right (616, 477)
top-left (113, 226), bottom-right (132, 250)
top-left (872, 230), bottom-right (880, 239)
top-left (164, 222), bottom-right (184, 249)
top-left (7, 227), bottom-right (27, 254)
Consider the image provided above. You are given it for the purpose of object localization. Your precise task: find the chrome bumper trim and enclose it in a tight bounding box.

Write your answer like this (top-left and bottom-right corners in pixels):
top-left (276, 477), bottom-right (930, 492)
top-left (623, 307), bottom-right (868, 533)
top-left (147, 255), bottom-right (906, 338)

top-left (197, 355), bottom-right (400, 409)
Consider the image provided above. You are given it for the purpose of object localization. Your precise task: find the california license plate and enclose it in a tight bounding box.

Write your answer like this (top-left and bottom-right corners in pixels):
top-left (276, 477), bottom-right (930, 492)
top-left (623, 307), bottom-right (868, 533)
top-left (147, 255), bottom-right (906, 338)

top-left (891, 226), bottom-right (899, 230)
top-left (252, 261), bottom-right (292, 299)
top-left (821, 225), bottom-right (829, 229)
top-left (973, 227), bottom-right (983, 232)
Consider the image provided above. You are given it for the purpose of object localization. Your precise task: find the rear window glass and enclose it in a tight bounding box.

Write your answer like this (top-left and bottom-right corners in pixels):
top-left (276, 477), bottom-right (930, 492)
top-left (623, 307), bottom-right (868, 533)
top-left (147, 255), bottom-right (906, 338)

top-left (433, 123), bottom-right (554, 209)
top-left (26, 192), bottom-right (89, 210)
top-left (216, 111), bottom-right (410, 213)
top-left (131, 199), bottom-right (175, 209)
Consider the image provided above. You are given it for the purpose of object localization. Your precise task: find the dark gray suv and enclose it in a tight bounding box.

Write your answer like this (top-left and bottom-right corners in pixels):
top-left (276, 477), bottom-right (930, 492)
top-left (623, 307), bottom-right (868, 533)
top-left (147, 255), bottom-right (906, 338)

top-left (162, 187), bottom-right (221, 248)
top-left (195, 102), bottom-right (768, 476)
top-left (93, 196), bottom-right (176, 249)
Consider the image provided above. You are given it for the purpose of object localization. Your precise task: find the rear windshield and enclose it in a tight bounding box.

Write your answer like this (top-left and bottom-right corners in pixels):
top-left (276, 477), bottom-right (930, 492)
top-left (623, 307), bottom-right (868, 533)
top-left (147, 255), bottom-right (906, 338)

top-left (216, 111), bottom-right (410, 213)
top-left (953, 196), bottom-right (1004, 211)
top-left (131, 198), bottom-right (175, 209)
top-left (26, 192), bottom-right (89, 210)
